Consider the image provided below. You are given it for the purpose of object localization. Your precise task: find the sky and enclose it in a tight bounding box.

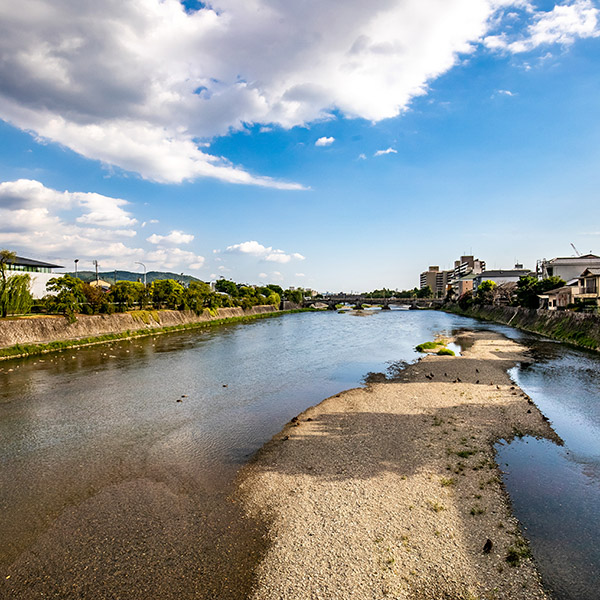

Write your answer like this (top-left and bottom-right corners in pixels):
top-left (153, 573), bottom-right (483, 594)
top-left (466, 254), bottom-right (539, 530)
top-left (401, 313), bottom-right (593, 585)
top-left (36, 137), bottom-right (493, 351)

top-left (0, 0), bottom-right (599, 292)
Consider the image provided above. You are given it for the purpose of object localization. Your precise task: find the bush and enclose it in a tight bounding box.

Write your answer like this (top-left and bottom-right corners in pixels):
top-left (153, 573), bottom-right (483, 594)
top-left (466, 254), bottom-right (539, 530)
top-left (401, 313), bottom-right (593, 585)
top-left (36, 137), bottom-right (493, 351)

top-left (416, 341), bottom-right (444, 352)
top-left (437, 348), bottom-right (455, 356)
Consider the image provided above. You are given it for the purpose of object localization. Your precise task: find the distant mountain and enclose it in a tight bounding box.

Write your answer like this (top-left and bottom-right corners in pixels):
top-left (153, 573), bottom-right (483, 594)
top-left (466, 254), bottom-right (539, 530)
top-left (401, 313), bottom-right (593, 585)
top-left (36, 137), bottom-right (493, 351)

top-left (65, 270), bottom-right (203, 285)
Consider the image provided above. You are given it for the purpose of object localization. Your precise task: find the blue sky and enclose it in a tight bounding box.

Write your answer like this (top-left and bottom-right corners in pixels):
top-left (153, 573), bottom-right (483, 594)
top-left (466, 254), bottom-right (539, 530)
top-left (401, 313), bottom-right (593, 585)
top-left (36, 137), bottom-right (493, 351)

top-left (1, 0), bottom-right (599, 292)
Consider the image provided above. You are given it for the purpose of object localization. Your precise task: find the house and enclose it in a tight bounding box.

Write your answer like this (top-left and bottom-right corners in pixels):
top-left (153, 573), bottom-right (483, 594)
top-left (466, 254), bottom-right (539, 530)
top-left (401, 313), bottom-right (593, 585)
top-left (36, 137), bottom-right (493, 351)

top-left (538, 285), bottom-right (576, 310)
top-left (576, 269), bottom-right (600, 307)
top-left (4, 255), bottom-right (64, 298)
top-left (473, 267), bottom-right (532, 291)
top-left (539, 254), bottom-right (600, 282)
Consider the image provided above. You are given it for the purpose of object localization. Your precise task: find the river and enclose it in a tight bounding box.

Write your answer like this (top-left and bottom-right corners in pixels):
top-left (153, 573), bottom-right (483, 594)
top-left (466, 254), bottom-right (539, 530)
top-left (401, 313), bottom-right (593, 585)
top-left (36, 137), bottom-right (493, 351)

top-left (0, 309), bottom-right (599, 598)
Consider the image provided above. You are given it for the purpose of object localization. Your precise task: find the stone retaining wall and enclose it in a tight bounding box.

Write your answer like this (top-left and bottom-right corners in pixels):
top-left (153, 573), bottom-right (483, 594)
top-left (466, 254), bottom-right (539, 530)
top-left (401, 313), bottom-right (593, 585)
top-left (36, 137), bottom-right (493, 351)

top-left (0, 306), bottom-right (278, 348)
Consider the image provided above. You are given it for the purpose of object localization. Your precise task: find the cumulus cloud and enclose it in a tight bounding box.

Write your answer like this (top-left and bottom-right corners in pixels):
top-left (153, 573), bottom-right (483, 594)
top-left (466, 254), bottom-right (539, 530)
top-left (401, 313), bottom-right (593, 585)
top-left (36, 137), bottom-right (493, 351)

top-left (374, 147), bottom-right (398, 157)
top-left (497, 89), bottom-right (515, 96)
top-left (315, 136), bottom-right (335, 147)
top-left (0, 179), bottom-right (204, 271)
top-left (3, 0), bottom-right (588, 187)
top-left (147, 230), bottom-right (194, 245)
top-left (484, 0), bottom-right (600, 53)
top-left (225, 240), bottom-right (305, 263)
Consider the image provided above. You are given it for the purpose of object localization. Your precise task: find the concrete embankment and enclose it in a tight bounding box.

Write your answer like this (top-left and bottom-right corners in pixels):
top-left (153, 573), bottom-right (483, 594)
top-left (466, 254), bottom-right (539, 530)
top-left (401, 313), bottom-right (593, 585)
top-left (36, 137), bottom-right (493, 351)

top-left (0, 306), bottom-right (280, 357)
top-left (443, 303), bottom-right (600, 351)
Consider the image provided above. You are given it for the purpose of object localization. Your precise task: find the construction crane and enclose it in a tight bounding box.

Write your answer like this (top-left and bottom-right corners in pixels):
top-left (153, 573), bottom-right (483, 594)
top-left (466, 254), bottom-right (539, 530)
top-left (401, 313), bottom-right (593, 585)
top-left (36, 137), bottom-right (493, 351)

top-left (570, 243), bottom-right (581, 257)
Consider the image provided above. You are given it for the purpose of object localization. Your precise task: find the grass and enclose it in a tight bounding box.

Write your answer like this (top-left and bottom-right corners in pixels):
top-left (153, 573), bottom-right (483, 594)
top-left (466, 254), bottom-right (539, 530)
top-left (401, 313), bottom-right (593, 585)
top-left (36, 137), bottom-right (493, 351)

top-left (0, 308), bottom-right (312, 361)
top-left (506, 538), bottom-right (532, 566)
top-left (440, 477), bottom-right (456, 487)
top-left (415, 340), bottom-right (444, 352)
top-left (437, 347), bottom-right (455, 356)
top-left (470, 505), bottom-right (486, 516)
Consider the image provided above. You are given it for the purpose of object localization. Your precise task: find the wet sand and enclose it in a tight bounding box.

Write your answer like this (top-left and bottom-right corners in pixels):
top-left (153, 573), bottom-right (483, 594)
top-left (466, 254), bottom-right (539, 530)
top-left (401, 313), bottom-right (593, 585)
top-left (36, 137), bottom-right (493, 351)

top-left (238, 331), bottom-right (559, 599)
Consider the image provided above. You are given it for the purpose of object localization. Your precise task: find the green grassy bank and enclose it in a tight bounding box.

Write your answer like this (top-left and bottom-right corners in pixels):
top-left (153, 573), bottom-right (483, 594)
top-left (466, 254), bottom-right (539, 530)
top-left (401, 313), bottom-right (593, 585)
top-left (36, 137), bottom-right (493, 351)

top-left (442, 303), bottom-right (600, 351)
top-left (0, 308), bottom-right (313, 361)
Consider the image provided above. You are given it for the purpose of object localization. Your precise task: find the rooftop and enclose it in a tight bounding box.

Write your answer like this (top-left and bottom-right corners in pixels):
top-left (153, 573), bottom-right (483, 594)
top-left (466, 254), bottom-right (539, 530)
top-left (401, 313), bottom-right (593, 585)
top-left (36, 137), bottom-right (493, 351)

top-left (10, 255), bottom-right (64, 269)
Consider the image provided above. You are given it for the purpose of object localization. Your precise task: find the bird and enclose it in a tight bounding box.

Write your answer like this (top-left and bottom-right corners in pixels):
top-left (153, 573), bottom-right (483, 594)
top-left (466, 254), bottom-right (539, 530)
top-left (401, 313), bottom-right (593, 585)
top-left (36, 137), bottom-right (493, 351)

top-left (483, 539), bottom-right (493, 554)
top-left (476, 380), bottom-right (480, 384)
top-left (476, 368), bottom-right (479, 373)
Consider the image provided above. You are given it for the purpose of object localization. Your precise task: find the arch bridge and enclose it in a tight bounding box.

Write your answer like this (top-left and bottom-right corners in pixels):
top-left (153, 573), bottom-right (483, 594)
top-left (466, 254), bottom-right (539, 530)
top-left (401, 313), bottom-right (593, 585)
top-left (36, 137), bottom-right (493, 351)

top-left (303, 295), bottom-right (442, 310)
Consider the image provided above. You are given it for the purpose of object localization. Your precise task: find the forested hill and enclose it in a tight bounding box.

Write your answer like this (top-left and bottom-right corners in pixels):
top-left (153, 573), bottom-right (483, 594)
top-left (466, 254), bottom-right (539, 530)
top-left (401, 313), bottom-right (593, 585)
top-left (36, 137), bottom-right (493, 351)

top-left (64, 270), bottom-right (202, 285)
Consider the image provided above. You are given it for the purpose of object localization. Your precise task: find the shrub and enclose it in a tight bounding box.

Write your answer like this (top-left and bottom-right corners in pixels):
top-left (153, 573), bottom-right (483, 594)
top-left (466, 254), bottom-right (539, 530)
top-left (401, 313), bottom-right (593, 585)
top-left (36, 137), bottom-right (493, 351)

top-left (437, 348), bottom-right (455, 356)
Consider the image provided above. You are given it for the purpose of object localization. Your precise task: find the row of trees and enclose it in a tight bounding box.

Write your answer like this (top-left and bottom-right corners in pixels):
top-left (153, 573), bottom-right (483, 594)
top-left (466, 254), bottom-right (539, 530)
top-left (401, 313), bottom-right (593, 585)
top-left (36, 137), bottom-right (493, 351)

top-left (40, 275), bottom-right (285, 319)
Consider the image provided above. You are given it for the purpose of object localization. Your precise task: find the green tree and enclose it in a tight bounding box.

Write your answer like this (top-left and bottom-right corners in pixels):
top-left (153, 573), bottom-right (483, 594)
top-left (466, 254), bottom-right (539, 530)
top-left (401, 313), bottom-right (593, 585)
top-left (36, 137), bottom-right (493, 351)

top-left (475, 280), bottom-right (497, 305)
top-left (0, 274), bottom-right (33, 317)
top-left (284, 288), bottom-right (304, 304)
top-left (0, 250), bottom-right (18, 317)
top-left (152, 279), bottom-right (184, 309)
top-left (182, 280), bottom-right (211, 314)
top-left (516, 275), bottom-right (565, 309)
top-left (417, 285), bottom-right (433, 299)
top-left (45, 274), bottom-right (85, 321)
top-left (110, 281), bottom-right (141, 311)
top-left (215, 279), bottom-right (238, 296)
top-left (266, 284), bottom-right (283, 296)
top-left (81, 282), bottom-right (109, 314)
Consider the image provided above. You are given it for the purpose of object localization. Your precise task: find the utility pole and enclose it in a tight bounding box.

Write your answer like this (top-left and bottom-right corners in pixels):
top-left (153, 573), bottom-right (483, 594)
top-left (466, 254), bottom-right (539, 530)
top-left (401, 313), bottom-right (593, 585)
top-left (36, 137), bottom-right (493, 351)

top-left (135, 262), bottom-right (147, 286)
top-left (93, 260), bottom-right (99, 283)
top-left (74, 258), bottom-right (79, 278)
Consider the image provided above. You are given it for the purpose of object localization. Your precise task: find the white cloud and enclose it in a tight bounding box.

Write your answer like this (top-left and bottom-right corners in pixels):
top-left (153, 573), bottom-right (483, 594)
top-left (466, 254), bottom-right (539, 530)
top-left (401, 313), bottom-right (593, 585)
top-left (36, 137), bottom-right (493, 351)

top-left (225, 240), bottom-right (305, 263)
top-left (315, 136), bottom-right (335, 147)
top-left (358, 153), bottom-right (367, 160)
top-left (0, 179), bottom-right (204, 272)
top-left (497, 89), bottom-right (515, 96)
top-left (484, 0), bottom-right (600, 53)
top-left (258, 272), bottom-right (268, 279)
top-left (0, 0), bottom-right (574, 187)
top-left (295, 273), bottom-right (306, 277)
top-left (374, 147), bottom-right (398, 157)
top-left (147, 230), bottom-right (194, 245)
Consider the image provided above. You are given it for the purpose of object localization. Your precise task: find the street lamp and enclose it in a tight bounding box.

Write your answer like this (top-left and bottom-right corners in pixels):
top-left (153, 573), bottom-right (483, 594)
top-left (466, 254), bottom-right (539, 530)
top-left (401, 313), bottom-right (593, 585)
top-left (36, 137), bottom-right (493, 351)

top-left (74, 258), bottom-right (79, 278)
top-left (135, 262), bottom-right (147, 286)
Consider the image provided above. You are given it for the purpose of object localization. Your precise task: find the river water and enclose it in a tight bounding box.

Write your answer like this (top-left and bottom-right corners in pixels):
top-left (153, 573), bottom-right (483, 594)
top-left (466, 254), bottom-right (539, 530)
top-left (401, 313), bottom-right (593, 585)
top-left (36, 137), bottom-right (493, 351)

top-left (0, 309), bottom-right (599, 598)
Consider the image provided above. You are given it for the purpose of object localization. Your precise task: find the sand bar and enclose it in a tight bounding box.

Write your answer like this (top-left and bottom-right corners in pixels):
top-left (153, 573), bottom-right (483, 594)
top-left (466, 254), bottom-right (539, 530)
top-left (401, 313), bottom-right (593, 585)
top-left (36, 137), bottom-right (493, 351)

top-left (238, 331), bottom-right (559, 600)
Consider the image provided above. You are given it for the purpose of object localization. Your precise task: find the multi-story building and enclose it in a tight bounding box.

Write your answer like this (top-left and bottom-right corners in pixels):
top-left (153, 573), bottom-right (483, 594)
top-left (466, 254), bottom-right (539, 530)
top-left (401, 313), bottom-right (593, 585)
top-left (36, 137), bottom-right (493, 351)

top-left (450, 256), bottom-right (486, 282)
top-left (539, 254), bottom-right (600, 283)
top-left (419, 266), bottom-right (451, 298)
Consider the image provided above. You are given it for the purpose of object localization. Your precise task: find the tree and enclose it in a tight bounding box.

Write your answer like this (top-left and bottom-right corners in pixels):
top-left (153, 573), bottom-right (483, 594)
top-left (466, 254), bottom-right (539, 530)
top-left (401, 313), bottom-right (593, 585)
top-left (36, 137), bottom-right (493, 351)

top-left (82, 282), bottom-right (109, 314)
top-left (45, 275), bottom-right (85, 320)
top-left (0, 250), bottom-right (19, 317)
top-left (0, 274), bottom-right (33, 317)
top-left (417, 285), bottom-right (433, 299)
top-left (110, 281), bottom-right (141, 311)
top-left (516, 275), bottom-right (565, 309)
top-left (152, 279), bottom-right (184, 309)
top-left (182, 280), bottom-right (211, 314)
top-left (284, 288), bottom-right (304, 304)
top-left (215, 279), bottom-right (238, 297)
top-left (266, 284), bottom-right (283, 296)
top-left (475, 280), bottom-right (497, 305)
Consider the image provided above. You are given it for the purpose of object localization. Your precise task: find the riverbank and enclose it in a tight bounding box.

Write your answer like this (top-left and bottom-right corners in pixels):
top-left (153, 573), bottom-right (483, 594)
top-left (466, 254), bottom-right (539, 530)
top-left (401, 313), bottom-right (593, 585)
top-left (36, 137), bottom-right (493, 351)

top-left (0, 306), bottom-right (306, 360)
top-left (237, 330), bottom-right (559, 599)
top-left (443, 303), bottom-right (600, 352)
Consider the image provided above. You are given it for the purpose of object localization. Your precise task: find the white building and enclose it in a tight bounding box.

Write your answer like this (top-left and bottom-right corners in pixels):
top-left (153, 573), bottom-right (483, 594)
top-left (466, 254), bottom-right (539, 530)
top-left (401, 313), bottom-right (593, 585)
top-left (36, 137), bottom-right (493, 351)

top-left (5, 255), bottom-right (64, 298)
top-left (539, 254), bottom-right (600, 283)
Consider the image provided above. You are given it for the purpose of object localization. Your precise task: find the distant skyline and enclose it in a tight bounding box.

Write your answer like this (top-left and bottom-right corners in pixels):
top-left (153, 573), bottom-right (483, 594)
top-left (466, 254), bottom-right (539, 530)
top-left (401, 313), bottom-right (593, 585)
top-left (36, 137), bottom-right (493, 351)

top-left (1, 0), bottom-right (599, 292)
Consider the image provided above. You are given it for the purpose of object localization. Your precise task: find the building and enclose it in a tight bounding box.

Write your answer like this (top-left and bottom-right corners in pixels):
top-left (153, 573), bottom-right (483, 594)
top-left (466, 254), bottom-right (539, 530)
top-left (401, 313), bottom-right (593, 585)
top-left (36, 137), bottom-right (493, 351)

top-left (538, 285), bottom-right (577, 310)
top-left (539, 254), bottom-right (600, 283)
top-left (419, 266), bottom-right (451, 298)
top-left (4, 255), bottom-right (64, 298)
top-left (419, 266), bottom-right (439, 291)
top-left (454, 272), bottom-right (477, 297)
top-left (450, 256), bottom-right (486, 282)
top-left (473, 266), bottom-right (531, 291)
top-left (576, 268), bottom-right (600, 307)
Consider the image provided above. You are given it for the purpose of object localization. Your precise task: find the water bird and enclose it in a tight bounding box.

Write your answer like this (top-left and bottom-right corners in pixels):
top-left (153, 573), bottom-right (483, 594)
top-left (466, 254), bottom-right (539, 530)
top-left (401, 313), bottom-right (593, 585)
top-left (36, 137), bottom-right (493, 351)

top-left (483, 539), bottom-right (493, 553)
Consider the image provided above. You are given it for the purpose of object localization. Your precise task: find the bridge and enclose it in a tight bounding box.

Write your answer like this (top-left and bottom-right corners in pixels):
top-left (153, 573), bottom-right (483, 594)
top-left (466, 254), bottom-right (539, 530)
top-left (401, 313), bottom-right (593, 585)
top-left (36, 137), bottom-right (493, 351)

top-left (303, 295), bottom-right (442, 310)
